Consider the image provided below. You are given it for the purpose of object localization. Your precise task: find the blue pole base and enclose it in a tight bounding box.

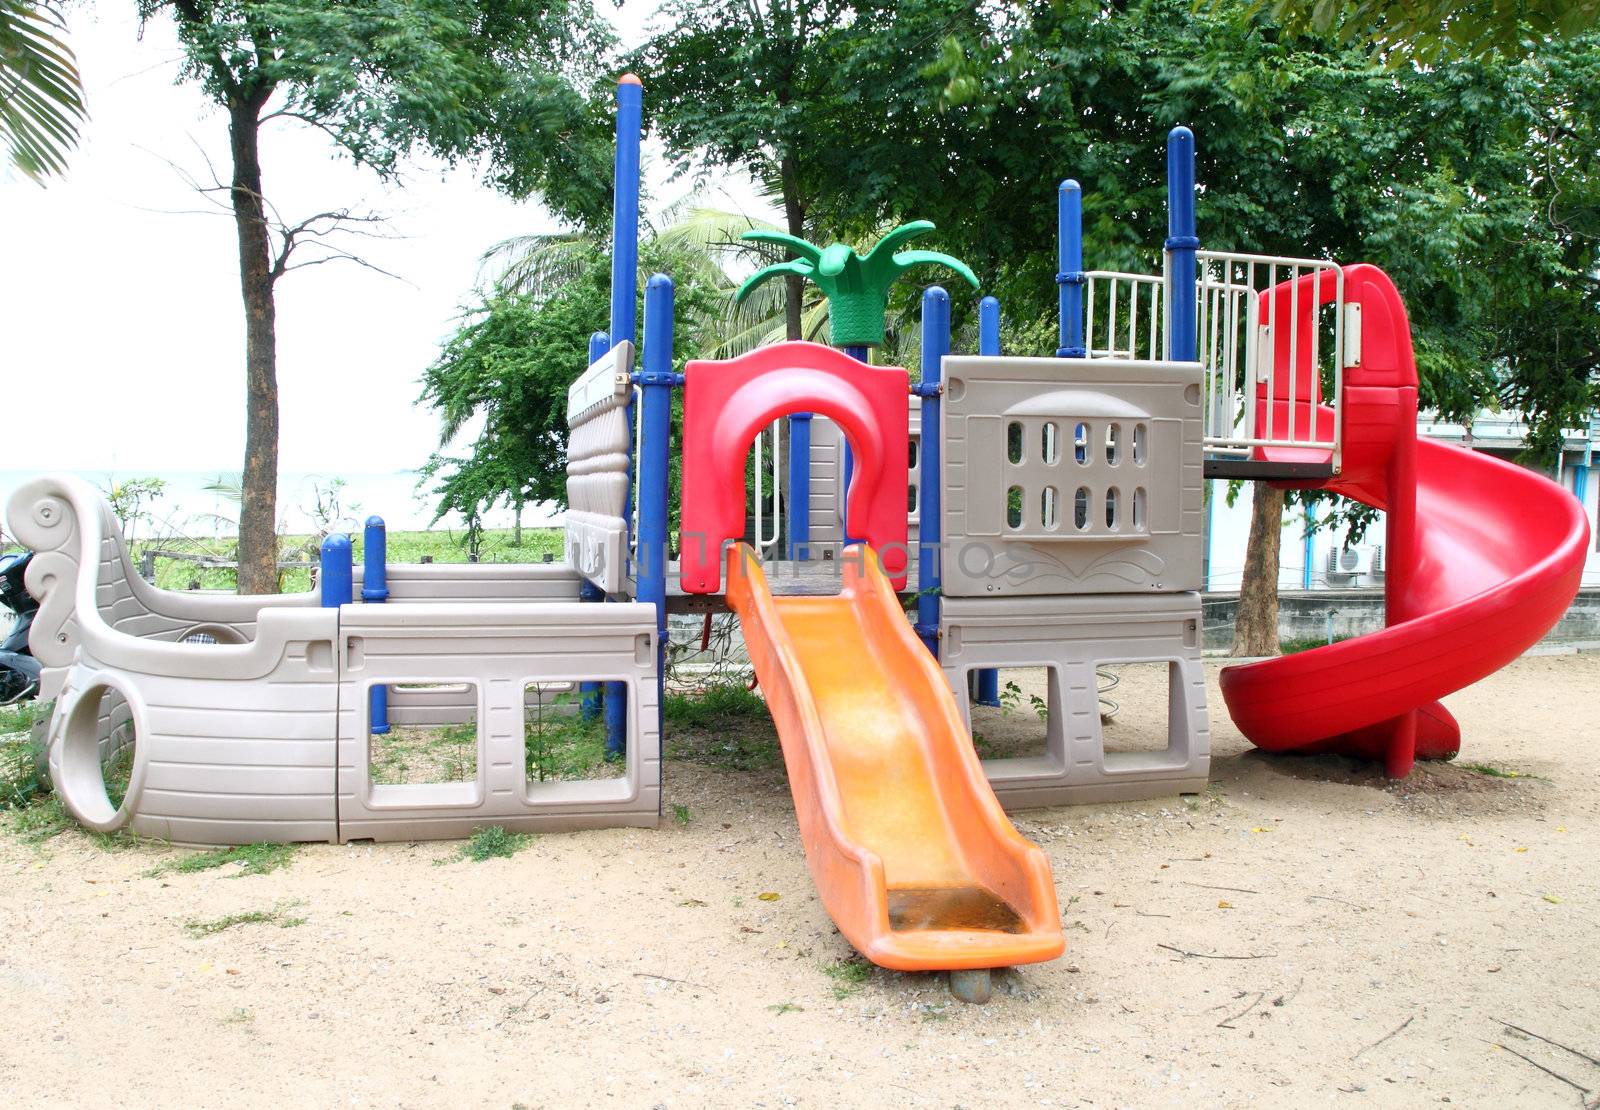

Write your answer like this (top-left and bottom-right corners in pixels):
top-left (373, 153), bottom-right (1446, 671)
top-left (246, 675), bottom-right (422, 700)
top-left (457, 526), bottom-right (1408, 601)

top-left (975, 668), bottom-right (1001, 708)
top-left (603, 681), bottom-right (627, 759)
top-left (369, 684), bottom-right (390, 735)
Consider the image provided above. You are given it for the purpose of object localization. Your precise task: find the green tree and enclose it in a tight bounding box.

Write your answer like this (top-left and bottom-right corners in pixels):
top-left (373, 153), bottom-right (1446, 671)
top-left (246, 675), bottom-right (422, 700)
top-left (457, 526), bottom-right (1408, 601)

top-left (1, 1), bottom-right (85, 180)
top-left (139, 0), bottom-right (615, 592)
top-left (1259, 0), bottom-right (1600, 63)
top-left (419, 235), bottom-right (725, 537)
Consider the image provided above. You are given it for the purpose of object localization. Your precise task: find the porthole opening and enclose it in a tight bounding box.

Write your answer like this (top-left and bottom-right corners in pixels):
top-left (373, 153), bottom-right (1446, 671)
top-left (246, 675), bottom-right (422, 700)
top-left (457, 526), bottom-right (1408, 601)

top-left (1105, 423), bottom-right (1122, 466)
top-left (1074, 423), bottom-right (1089, 464)
top-left (1042, 422), bottom-right (1059, 465)
top-left (1106, 487), bottom-right (1121, 530)
top-left (1133, 487), bottom-right (1147, 530)
top-left (1006, 422), bottom-right (1023, 465)
top-left (1006, 486), bottom-right (1023, 529)
top-left (1041, 486), bottom-right (1059, 530)
top-left (1074, 487), bottom-right (1090, 530)
top-left (1133, 423), bottom-right (1148, 465)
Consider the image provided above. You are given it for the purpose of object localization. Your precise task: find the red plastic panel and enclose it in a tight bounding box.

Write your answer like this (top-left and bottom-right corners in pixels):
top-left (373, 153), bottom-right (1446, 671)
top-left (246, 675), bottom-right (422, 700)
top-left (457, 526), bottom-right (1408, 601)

top-left (678, 341), bottom-right (910, 594)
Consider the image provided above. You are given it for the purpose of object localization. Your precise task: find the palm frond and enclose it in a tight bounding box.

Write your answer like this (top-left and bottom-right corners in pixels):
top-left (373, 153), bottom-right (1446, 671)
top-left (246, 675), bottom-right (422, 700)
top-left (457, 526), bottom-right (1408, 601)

top-left (0, 1), bottom-right (86, 181)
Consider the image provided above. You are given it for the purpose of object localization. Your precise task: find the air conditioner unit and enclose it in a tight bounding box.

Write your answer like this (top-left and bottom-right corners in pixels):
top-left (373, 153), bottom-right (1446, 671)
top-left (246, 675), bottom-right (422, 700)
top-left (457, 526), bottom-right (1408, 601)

top-left (1326, 545), bottom-right (1373, 581)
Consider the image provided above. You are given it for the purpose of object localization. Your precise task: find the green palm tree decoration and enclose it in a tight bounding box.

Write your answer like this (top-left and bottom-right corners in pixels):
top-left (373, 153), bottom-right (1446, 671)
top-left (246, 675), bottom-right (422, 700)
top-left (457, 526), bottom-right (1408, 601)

top-left (735, 221), bottom-right (979, 348)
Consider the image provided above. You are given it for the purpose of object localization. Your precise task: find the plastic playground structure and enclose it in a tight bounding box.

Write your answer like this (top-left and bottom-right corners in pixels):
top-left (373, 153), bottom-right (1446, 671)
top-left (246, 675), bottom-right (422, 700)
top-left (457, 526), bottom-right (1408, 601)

top-left (11, 76), bottom-right (1588, 1003)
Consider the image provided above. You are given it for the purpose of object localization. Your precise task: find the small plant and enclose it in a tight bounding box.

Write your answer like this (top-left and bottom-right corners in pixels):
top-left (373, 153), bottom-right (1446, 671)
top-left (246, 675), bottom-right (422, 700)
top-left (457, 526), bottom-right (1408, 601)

top-left (525, 690), bottom-right (615, 783)
top-left (998, 680), bottom-right (1047, 721)
top-left (222, 1008), bottom-right (254, 1025)
top-left (767, 1001), bottom-right (804, 1015)
top-left (146, 842), bottom-right (298, 879)
top-left (671, 803), bottom-right (691, 826)
top-left (665, 681), bottom-right (781, 771)
top-left (0, 701), bottom-right (50, 810)
top-left (823, 956), bottom-right (872, 998)
top-left (1459, 762), bottom-right (1541, 781)
top-left (8, 796), bottom-right (72, 842)
top-left (185, 901), bottom-right (306, 937)
top-left (461, 826), bottom-right (530, 862)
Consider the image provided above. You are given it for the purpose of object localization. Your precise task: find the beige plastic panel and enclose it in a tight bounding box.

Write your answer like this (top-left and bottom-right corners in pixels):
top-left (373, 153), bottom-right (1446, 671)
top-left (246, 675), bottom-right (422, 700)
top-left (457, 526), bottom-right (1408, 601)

top-left (941, 592), bottom-right (1209, 807)
top-left (941, 356), bottom-right (1204, 596)
top-left (807, 395), bottom-right (921, 556)
top-left (336, 601), bottom-right (660, 841)
top-left (352, 561), bottom-right (582, 603)
top-left (565, 342), bottom-right (635, 594)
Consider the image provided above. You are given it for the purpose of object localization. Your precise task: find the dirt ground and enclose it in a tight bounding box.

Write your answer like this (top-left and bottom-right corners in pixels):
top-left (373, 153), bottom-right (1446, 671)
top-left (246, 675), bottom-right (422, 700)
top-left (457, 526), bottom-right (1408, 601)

top-left (3, 654), bottom-right (1598, 1109)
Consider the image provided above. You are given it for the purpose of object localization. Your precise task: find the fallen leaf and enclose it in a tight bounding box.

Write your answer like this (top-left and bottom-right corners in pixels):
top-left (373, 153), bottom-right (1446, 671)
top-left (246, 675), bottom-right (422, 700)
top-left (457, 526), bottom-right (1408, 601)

top-left (1514, 847), bottom-right (1528, 853)
top-left (1542, 894), bottom-right (1562, 904)
top-left (1487, 966), bottom-right (1501, 973)
top-left (1217, 900), bottom-right (1233, 910)
top-left (758, 892), bottom-right (781, 902)
top-left (1250, 827), bottom-right (1270, 833)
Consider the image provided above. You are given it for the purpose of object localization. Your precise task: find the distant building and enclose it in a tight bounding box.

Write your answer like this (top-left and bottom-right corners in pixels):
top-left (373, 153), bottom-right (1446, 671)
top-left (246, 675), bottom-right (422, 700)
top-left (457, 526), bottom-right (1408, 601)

top-left (1204, 411), bottom-right (1600, 591)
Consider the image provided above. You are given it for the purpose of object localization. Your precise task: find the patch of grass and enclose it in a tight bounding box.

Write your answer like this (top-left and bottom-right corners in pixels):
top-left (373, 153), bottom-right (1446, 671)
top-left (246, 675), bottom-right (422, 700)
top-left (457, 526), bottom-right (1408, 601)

top-left (524, 696), bottom-right (619, 783)
top-left (671, 803), bottom-right (691, 826)
top-left (767, 1001), bottom-right (804, 1015)
top-left (0, 701), bottom-right (50, 810)
top-left (222, 1008), bottom-right (254, 1025)
top-left (1458, 762), bottom-right (1542, 781)
top-left (146, 842), bottom-right (299, 879)
top-left (185, 901), bottom-right (306, 937)
top-left (1279, 634), bottom-right (1353, 655)
top-left (823, 956), bottom-right (872, 998)
top-left (372, 720), bottom-right (478, 786)
top-left (8, 796), bottom-right (73, 842)
top-left (665, 682), bottom-right (781, 772)
top-left (460, 826), bottom-right (531, 862)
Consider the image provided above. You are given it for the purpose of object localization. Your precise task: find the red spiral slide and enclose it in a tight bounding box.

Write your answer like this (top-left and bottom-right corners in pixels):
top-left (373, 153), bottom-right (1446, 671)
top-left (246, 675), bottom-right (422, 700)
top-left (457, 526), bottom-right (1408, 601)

top-left (1219, 265), bottom-right (1590, 776)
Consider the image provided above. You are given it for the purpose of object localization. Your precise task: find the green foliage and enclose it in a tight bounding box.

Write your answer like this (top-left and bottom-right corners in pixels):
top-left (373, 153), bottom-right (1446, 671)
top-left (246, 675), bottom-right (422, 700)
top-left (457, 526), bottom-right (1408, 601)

top-left (460, 825), bottom-right (531, 862)
top-left (524, 691), bottom-right (617, 782)
top-left (998, 679), bottom-right (1048, 721)
top-left (146, 842), bottom-right (299, 879)
top-left (0, 700), bottom-right (49, 810)
top-left (1255, 0), bottom-right (1600, 64)
top-left (139, 0), bottom-right (616, 225)
top-left (0, 1), bottom-right (86, 180)
top-left (419, 231), bottom-right (724, 531)
top-left (823, 955), bottom-right (872, 998)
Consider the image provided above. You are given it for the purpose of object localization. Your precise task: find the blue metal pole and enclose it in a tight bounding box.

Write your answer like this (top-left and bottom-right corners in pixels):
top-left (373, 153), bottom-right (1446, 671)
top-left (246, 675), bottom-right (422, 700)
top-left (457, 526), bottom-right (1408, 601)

top-left (1301, 503), bottom-right (1315, 591)
top-left (1057, 180), bottom-right (1085, 358)
top-left (636, 275), bottom-right (676, 741)
top-left (914, 289), bottom-right (950, 658)
top-left (610, 78), bottom-right (643, 348)
top-left (840, 344), bottom-right (870, 546)
top-left (974, 298), bottom-right (1002, 705)
top-left (1166, 127), bottom-right (1199, 363)
top-left (579, 331), bottom-right (611, 722)
top-left (362, 516), bottom-right (390, 735)
top-left (603, 76), bottom-right (643, 760)
top-left (787, 414), bottom-right (812, 561)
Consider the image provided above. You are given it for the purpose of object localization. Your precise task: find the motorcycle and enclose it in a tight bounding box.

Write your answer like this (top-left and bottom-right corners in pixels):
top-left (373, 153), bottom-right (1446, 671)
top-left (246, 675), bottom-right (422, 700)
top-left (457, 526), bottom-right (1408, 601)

top-left (0, 550), bottom-right (41, 705)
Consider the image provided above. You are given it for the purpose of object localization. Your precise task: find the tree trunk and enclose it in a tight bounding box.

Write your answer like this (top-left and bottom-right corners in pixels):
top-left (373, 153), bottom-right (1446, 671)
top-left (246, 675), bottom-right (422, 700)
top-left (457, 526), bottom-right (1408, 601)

top-left (1233, 482), bottom-right (1285, 656)
top-left (513, 498), bottom-right (523, 546)
top-left (780, 154), bottom-right (805, 342)
top-left (229, 97), bottom-right (280, 594)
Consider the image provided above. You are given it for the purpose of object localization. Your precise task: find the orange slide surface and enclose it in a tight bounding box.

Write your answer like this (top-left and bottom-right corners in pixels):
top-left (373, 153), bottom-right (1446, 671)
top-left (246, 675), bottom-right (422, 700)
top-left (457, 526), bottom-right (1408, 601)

top-left (725, 543), bottom-right (1064, 972)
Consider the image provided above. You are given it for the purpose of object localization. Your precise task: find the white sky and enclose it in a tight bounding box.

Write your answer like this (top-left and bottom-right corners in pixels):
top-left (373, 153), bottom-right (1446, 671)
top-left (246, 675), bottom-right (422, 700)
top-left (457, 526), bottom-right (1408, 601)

top-left (0, 2), bottom-right (770, 478)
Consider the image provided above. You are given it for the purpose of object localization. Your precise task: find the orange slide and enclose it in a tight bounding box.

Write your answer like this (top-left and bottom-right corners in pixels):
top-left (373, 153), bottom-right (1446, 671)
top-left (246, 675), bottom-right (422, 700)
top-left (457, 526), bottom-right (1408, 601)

top-left (725, 543), bottom-right (1064, 981)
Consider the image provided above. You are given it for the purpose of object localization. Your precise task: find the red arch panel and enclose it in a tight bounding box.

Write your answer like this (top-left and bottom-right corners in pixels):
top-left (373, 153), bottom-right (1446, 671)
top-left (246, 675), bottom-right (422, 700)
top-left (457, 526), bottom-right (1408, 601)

top-left (678, 341), bottom-right (910, 594)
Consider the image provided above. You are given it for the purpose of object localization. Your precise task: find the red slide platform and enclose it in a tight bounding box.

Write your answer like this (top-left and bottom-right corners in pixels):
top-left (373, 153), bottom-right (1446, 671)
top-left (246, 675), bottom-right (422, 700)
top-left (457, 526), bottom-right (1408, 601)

top-left (1219, 265), bottom-right (1590, 776)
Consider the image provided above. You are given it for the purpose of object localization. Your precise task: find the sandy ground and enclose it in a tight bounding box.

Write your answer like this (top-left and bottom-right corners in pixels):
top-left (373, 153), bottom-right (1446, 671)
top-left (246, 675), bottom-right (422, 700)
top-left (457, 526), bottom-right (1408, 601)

top-left (3, 654), bottom-right (1599, 1109)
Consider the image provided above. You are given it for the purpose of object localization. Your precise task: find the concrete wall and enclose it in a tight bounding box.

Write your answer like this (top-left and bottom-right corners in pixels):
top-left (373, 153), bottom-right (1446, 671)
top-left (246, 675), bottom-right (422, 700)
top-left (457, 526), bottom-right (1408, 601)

top-left (1201, 587), bottom-right (1600, 654)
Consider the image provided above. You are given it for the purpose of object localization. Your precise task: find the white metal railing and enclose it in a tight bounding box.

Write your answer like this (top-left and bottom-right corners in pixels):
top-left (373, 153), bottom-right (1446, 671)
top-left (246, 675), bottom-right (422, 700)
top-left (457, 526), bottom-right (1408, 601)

top-left (1084, 271), bottom-right (1164, 361)
top-left (1194, 250), bottom-right (1345, 471)
top-left (750, 419), bottom-right (783, 553)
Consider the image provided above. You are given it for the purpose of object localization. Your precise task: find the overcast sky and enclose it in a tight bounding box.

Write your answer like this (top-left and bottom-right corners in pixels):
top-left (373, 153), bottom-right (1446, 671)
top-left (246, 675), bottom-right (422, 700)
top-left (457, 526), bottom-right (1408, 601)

top-left (0, 3), bottom-right (769, 478)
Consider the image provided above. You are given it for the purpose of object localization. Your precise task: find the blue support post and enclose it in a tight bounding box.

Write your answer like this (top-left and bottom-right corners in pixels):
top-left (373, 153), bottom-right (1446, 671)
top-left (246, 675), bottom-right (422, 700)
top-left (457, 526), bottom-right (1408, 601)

top-left (840, 344), bottom-right (870, 546)
top-left (973, 297), bottom-right (1002, 705)
top-left (1302, 503), bottom-right (1316, 591)
top-left (602, 76), bottom-right (644, 759)
top-left (1166, 127), bottom-right (1199, 363)
top-left (914, 288), bottom-right (950, 658)
top-left (361, 516), bottom-right (390, 735)
top-left (319, 533), bottom-right (353, 609)
top-left (579, 331), bottom-right (611, 722)
top-left (635, 275), bottom-right (676, 740)
top-left (787, 414), bottom-right (812, 560)
top-left (1057, 180), bottom-right (1085, 359)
